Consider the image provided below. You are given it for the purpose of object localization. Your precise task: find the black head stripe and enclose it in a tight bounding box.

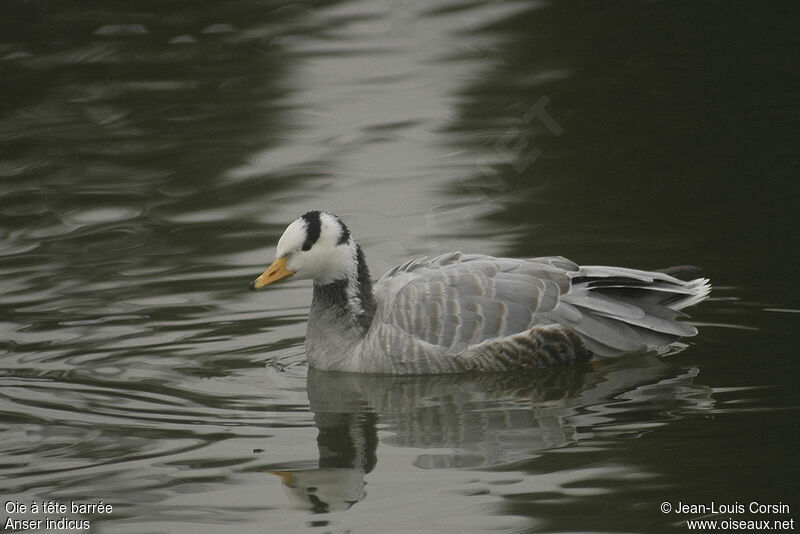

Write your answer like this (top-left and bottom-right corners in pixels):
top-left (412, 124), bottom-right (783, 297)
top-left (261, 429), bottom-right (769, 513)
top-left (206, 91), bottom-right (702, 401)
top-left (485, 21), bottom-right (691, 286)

top-left (336, 216), bottom-right (351, 245)
top-left (301, 211), bottom-right (322, 251)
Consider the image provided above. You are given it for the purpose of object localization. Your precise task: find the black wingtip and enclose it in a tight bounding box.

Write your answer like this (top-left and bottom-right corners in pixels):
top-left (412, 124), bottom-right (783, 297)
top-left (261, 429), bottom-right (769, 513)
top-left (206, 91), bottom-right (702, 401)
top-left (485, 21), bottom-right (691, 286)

top-left (655, 265), bottom-right (703, 277)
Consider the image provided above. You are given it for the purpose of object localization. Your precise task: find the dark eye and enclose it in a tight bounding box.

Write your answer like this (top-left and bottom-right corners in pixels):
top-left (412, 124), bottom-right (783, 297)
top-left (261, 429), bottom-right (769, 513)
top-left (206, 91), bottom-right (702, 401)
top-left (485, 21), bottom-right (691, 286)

top-left (301, 240), bottom-right (312, 251)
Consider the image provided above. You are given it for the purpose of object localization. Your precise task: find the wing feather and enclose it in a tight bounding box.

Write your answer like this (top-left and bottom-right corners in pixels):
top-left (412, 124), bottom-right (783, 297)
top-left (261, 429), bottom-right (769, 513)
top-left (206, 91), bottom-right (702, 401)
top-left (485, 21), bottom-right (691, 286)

top-left (370, 253), bottom-right (708, 364)
top-left (493, 278), bottom-right (541, 307)
top-left (374, 254), bottom-right (569, 352)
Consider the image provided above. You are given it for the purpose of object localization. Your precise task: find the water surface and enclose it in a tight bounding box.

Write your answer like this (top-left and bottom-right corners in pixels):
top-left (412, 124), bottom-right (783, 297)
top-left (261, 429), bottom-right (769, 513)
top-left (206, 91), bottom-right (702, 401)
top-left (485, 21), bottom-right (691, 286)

top-left (1, 1), bottom-right (798, 532)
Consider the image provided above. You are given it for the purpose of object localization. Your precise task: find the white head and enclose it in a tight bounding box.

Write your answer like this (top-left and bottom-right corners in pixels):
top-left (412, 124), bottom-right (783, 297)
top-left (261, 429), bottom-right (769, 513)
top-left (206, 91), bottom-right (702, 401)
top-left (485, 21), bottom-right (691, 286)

top-left (250, 211), bottom-right (357, 289)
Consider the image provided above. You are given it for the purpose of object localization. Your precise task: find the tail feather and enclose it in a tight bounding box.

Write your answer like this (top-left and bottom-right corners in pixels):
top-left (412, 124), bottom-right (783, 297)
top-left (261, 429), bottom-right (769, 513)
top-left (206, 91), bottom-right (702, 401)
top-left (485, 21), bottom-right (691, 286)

top-left (559, 266), bottom-right (711, 357)
top-left (669, 277), bottom-right (711, 310)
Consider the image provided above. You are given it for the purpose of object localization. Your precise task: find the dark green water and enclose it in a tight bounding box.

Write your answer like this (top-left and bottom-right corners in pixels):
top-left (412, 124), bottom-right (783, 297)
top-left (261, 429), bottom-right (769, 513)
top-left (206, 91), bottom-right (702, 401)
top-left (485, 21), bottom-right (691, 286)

top-left (1, 1), bottom-right (798, 532)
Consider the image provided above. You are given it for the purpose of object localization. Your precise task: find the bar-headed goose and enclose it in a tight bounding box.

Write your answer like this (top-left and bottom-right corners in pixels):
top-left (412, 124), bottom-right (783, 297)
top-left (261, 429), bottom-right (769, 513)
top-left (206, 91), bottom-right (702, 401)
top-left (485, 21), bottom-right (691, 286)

top-left (251, 211), bottom-right (710, 374)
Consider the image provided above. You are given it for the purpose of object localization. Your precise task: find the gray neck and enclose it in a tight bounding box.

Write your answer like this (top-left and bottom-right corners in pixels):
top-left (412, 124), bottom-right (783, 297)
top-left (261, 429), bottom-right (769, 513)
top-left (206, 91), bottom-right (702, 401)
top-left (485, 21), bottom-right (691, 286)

top-left (305, 245), bottom-right (376, 368)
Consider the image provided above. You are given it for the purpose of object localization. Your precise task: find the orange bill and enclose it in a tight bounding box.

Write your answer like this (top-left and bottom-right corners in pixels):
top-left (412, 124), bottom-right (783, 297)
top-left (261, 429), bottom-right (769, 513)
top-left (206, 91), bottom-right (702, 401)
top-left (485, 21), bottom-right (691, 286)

top-left (250, 256), bottom-right (295, 290)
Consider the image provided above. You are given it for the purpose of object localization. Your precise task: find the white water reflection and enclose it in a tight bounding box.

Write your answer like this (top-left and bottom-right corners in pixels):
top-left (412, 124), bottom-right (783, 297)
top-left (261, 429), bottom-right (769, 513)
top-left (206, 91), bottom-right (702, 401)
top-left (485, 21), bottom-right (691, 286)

top-left (230, 0), bottom-right (536, 272)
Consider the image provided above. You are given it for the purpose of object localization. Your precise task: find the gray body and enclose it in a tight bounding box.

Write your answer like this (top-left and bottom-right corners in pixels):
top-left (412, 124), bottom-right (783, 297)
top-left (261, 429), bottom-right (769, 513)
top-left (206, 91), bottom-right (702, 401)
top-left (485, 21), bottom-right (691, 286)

top-left (304, 252), bottom-right (710, 374)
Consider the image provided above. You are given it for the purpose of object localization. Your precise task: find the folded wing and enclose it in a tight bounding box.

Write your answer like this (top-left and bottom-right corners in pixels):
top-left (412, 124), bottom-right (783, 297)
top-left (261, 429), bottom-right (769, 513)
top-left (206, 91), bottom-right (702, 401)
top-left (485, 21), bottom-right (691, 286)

top-left (373, 252), bottom-right (710, 361)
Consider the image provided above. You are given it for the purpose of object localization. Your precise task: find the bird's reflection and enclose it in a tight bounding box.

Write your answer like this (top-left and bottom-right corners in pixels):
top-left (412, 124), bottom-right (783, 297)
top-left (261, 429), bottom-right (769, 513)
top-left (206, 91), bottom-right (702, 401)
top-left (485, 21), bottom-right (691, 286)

top-left (267, 409), bottom-right (377, 513)
top-left (268, 353), bottom-right (711, 512)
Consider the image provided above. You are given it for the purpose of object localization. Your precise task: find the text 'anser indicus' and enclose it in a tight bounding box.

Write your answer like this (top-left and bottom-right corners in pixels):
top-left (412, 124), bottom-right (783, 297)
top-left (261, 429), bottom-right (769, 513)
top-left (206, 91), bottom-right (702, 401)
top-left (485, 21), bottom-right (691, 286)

top-left (250, 211), bottom-right (710, 374)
